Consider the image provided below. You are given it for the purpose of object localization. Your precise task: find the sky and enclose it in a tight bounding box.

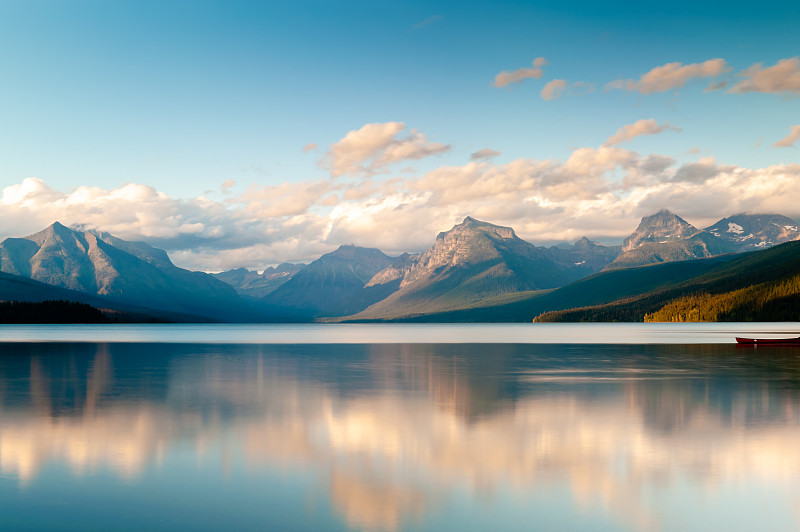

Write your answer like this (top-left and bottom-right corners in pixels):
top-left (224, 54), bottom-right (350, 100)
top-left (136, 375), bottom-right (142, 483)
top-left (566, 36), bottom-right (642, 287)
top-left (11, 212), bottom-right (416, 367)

top-left (1, 0), bottom-right (799, 271)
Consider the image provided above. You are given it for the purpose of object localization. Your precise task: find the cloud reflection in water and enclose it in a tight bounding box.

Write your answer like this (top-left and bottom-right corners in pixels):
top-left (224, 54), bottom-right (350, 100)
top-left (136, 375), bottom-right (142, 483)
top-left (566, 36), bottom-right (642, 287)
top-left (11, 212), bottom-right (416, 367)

top-left (1, 343), bottom-right (800, 531)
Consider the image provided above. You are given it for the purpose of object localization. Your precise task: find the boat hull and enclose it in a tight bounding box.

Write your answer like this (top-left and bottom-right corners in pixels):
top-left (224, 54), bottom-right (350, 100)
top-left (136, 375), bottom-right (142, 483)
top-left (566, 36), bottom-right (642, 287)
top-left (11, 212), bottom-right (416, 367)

top-left (736, 336), bottom-right (800, 346)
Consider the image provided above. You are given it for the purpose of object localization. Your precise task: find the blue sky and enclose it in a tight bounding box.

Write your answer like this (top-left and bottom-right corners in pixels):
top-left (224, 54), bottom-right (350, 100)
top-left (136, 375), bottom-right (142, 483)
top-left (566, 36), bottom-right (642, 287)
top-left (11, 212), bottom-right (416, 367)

top-left (1, 0), bottom-right (799, 269)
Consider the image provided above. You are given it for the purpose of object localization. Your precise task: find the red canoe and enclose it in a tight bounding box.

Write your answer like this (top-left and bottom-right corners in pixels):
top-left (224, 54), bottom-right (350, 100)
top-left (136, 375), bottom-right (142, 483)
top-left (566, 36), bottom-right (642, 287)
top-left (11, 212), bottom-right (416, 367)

top-left (736, 336), bottom-right (800, 345)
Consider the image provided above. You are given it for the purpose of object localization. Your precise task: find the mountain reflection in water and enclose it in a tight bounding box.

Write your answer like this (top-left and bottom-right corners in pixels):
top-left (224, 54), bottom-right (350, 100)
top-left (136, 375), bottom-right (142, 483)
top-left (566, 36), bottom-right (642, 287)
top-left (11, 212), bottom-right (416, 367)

top-left (1, 342), bottom-right (800, 531)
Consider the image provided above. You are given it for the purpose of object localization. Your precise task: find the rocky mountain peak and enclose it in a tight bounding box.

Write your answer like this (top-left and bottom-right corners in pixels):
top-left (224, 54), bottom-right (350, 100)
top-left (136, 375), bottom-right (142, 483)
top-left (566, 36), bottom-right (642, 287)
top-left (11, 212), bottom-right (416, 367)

top-left (622, 210), bottom-right (699, 252)
top-left (0, 222), bottom-right (252, 321)
top-left (328, 244), bottom-right (382, 259)
top-left (705, 213), bottom-right (800, 251)
top-left (439, 217), bottom-right (516, 241)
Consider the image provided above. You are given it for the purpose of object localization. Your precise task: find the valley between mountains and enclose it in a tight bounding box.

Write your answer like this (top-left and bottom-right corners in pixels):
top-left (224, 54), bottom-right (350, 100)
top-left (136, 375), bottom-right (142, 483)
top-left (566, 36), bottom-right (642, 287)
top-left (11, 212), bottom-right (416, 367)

top-left (1, 210), bottom-right (799, 323)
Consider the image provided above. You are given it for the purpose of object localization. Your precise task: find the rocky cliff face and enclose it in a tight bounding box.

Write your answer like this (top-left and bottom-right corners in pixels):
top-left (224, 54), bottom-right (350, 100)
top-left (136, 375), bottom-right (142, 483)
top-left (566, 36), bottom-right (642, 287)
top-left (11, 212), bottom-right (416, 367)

top-left (395, 217), bottom-right (522, 288)
top-left (622, 209), bottom-right (700, 252)
top-left (350, 217), bottom-right (588, 320)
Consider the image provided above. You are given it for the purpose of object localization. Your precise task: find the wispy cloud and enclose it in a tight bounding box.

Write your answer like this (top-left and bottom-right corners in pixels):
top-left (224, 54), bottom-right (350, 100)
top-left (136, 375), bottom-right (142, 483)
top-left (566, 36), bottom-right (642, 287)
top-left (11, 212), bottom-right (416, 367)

top-left (470, 148), bottom-right (501, 161)
top-left (541, 79), bottom-right (567, 101)
top-left (606, 59), bottom-right (729, 94)
top-left (774, 125), bottom-right (800, 148)
top-left (604, 119), bottom-right (681, 146)
top-left (493, 57), bottom-right (548, 88)
top-left (729, 57), bottom-right (800, 94)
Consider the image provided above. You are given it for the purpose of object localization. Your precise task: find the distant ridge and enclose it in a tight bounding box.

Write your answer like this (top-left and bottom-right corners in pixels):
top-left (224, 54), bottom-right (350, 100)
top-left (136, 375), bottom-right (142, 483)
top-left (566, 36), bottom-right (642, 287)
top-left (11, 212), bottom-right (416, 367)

top-left (256, 245), bottom-right (395, 319)
top-left (212, 263), bottom-right (306, 299)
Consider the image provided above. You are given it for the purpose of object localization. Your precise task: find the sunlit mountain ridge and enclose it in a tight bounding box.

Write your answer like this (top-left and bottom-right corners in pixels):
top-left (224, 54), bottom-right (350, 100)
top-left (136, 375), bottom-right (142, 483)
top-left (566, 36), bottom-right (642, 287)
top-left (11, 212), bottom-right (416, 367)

top-left (0, 210), bottom-right (797, 322)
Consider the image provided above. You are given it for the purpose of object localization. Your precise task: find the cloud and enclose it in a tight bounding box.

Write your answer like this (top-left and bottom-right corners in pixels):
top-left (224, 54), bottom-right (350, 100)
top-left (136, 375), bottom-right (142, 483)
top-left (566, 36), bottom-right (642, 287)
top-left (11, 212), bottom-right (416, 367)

top-left (470, 148), bottom-right (501, 161)
top-left (774, 125), bottom-right (800, 148)
top-left (541, 79), bottom-right (567, 101)
top-left (541, 80), bottom-right (594, 101)
top-left (302, 143), bottom-right (318, 153)
top-left (0, 177), bottom-right (340, 270)
top-left (670, 156), bottom-right (728, 183)
top-left (606, 58), bottom-right (729, 94)
top-left (604, 119), bottom-right (681, 146)
top-left (492, 57), bottom-right (548, 88)
top-left (325, 122), bottom-right (450, 178)
top-left (729, 57), bottom-right (800, 94)
top-left (5, 141), bottom-right (800, 273)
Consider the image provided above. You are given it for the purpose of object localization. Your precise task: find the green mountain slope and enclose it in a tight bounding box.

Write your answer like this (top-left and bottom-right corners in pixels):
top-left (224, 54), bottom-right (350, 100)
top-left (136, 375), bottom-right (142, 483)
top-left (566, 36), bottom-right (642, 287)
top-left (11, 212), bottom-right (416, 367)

top-left (342, 255), bottom-right (734, 322)
top-left (534, 239), bottom-right (800, 322)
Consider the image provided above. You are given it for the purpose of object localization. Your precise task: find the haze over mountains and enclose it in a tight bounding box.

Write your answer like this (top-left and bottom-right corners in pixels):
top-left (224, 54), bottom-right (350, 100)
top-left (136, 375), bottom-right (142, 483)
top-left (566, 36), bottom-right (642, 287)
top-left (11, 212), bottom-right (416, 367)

top-left (0, 210), bottom-right (798, 322)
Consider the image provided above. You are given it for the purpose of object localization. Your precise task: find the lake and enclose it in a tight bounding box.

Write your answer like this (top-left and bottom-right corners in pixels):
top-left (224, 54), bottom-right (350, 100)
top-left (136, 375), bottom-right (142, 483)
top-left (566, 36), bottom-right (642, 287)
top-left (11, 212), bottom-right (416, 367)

top-left (1, 324), bottom-right (800, 531)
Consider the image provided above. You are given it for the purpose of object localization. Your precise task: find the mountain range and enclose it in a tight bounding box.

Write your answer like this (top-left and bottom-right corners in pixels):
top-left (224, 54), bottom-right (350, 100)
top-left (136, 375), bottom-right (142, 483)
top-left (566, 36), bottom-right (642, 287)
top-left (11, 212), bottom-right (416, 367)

top-left (0, 222), bottom-right (255, 322)
top-left (0, 210), bottom-right (798, 322)
top-left (604, 210), bottom-right (800, 271)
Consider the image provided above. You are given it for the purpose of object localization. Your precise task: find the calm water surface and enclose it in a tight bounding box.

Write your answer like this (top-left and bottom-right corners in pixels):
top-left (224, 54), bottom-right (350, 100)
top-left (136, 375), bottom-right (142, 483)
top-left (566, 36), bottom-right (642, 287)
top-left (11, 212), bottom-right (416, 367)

top-left (1, 326), bottom-right (800, 531)
top-left (2, 322), bottom-right (800, 343)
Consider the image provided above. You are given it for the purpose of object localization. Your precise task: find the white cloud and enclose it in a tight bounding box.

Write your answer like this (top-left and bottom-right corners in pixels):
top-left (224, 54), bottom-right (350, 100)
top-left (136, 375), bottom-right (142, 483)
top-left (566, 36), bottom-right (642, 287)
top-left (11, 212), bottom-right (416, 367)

top-left (5, 145), bottom-right (800, 273)
top-left (774, 125), bottom-right (800, 148)
top-left (492, 57), bottom-right (548, 88)
top-left (325, 122), bottom-right (450, 178)
top-left (729, 57), bottom-right (800, 94)
top-left (541, 79), bottom-right (567, 101)
top-left (302, 143), bottom-right (318, 153)
top-left (607, 58), bottom-right (729, 94)
top-left (604, 119), bottom-right (681, 146)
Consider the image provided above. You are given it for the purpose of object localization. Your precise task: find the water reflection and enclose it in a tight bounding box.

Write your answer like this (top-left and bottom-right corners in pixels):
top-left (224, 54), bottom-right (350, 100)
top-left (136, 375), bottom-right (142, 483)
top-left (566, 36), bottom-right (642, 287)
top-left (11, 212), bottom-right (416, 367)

top-left (2, 343), bottom-right (800, 531)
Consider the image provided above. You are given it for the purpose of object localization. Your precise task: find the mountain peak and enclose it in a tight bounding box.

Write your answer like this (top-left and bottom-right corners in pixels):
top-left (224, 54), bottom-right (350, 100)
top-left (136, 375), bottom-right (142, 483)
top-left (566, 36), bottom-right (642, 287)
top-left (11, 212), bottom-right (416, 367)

top-left (705, 213), bottom-right (800, 251)
top-left (442, 217), bottom-right (516, 240)
top-left (41, 221), bottom-right (74, 237)
top-left (623, 210), bottom-right (699, 252)
top-left (329, 244), bottom-right (388, 260)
